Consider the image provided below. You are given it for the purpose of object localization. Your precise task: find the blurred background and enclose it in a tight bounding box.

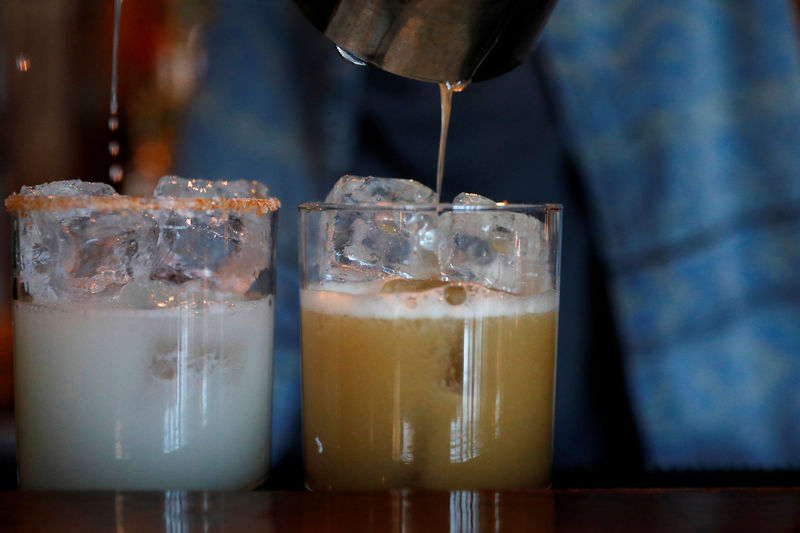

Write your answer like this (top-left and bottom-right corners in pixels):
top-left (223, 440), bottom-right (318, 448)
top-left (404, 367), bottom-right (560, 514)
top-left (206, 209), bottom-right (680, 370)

top-left (2, 0), bottom-right (800, 489)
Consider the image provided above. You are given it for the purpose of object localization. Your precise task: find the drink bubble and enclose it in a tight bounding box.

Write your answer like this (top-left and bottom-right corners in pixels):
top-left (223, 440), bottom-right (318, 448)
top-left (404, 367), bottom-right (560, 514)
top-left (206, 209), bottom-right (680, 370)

top-left (108, 117), bottom-right (120, 131)
top-left (443, 284), bottom-right (467, 305)
top-left (108, 141), bottom-right (120, 157)
top-left (109, 164), bottom-right (123, 183)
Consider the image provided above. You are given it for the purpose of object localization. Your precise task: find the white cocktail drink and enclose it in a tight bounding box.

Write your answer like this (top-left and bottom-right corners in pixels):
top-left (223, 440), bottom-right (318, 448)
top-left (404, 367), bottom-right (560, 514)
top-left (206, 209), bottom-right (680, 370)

top-left (6, 177), bottom-right (280, 490)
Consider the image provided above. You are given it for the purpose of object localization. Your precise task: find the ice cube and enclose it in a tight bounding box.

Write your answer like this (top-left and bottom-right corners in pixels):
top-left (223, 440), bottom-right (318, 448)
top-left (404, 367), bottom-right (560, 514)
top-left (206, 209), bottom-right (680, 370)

top-left (321, 176), bottom-right (438, 282)
top-left (154, 175), bottom-right (269, 199)
top-left (150, 211), bottom-right (242, 283)
top-left (149, 210), bottom-right (273, 296)
top-left (451, 192), bottom-right (496, 207)
top-left (19, 211), bottom-right (154, 302)
top-left (212, 212), bottom-right (274, 296)
top-left (325, 175), bottom-right (436, 204)
top-left (115, 278), bottom-right (201, 309)
top-left (54, 212), bottom-right (153, 298)
top-left (15, 180), bottom-right (154, 302)
top-left (438, 193), bottom-right (551, 295)
top-left (20, 179), bottom-right (116, 197)
top-left (150, 176), bottom-right (273, 295)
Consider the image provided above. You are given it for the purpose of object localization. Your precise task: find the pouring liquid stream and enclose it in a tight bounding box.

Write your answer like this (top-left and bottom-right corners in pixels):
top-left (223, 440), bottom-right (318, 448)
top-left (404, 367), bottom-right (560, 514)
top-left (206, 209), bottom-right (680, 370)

top-left (108, 0), bottom-right (123, 184)
top-left (436, 81), bottom-right (467, 200)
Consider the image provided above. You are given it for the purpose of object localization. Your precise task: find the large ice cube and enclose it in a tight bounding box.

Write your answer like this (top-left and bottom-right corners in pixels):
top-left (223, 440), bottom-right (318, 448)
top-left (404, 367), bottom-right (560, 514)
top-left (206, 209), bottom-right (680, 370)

top-left (322, 176), bottom-right (438, 282)
top-left (53, 212), bottom-right (154, 298)
top-left (438, 193), bottom-right (551, 295)
top-left (21, 180), bottom-right (116, 197)
top-left (15, 180), bottom-right (155, 302)
top-left (150, 176), bottom-right (272, 295)
top-left (325, 175), bottom-right (436, 204)
top-left (114, 278), bottom-right (206, 309)
top-left (154, 175), bottom-right (269, 199)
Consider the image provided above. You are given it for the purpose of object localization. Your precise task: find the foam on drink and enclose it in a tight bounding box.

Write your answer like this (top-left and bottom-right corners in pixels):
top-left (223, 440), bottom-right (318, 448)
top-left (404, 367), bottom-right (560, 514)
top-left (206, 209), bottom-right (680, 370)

top-left (302, 280), bottom-right (557, 319)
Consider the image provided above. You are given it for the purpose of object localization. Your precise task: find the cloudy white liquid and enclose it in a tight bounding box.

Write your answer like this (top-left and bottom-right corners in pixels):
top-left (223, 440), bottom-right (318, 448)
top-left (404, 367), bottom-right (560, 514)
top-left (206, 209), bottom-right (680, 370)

top-left (13, 297), bottom-right (274, 490)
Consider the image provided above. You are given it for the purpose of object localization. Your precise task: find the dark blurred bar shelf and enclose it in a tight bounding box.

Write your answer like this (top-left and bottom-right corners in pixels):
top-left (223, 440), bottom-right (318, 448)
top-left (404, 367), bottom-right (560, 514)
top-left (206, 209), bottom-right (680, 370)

top-left (1, 488), bottom-right (799, 531)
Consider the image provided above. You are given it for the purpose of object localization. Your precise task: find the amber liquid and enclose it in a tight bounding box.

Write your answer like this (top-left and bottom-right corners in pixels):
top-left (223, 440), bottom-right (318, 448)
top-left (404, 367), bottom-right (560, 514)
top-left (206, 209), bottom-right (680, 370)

top-left (301, 288), bottom-right (557, 490)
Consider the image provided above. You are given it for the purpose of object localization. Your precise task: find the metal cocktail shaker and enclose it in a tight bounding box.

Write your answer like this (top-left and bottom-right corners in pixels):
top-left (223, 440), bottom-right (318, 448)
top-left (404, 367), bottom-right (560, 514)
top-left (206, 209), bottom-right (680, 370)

top-left (294, 0), bottom-right (558, 83)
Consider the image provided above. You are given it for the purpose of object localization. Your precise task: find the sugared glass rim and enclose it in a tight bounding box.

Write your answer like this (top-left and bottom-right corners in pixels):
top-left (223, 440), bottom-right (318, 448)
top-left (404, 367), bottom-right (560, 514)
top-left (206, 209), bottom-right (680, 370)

top-left (298, 201), bottom-right (562, 213)
top-left (5, 194), bottom-right (280, 216)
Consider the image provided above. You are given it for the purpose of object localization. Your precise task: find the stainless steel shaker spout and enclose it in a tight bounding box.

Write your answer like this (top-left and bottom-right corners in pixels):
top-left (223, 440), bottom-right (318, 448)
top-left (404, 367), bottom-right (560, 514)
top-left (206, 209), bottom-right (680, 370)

top-left (294, 0), bottom-right (558, 83)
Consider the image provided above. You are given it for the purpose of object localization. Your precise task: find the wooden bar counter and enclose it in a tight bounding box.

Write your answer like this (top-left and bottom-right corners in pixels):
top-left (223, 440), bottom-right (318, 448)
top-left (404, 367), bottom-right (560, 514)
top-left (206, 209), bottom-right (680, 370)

top-left (1, 488), bottom-right (799, 531)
